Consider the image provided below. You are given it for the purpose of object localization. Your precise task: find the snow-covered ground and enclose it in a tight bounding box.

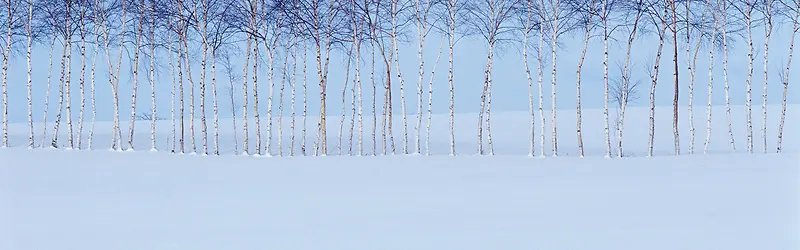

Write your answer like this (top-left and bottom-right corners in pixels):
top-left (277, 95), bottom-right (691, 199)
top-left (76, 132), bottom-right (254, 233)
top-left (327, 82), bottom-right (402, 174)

top-left (1, 105), bottom-right (798, 250)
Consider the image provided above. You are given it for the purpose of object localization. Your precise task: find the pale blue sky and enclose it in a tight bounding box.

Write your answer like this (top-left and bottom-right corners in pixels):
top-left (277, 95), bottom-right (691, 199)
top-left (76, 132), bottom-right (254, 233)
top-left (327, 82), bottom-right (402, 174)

top-left (2, 25), bottom-right (798, 123)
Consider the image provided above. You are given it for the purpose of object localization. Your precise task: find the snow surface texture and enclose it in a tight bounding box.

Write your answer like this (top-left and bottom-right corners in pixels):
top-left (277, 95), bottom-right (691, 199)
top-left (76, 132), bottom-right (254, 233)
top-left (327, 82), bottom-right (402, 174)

top-left (1, 105), bottom-right (799, 250)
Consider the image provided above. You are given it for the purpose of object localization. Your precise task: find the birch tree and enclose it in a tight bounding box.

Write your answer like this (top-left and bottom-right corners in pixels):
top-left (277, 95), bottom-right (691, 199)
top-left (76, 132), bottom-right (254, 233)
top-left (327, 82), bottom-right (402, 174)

top-left (616, 0), bottom-right (644, 157)
top-left (571, 0), bottom-right (597, 157)
top-left (646, 0), bottom-right (667, 157)
top-left (76, 0), bottom-right (88, 149)
top-left (732, 0), bottom-right (755, 153)
top-left (778, 0), bottom-right (799, 152)
top-left (760, 0), bottom-right (774, 153)
top-left (127, 3), bottom-right (145, 151)
top-left (465, 0), bottom-right (521, 155)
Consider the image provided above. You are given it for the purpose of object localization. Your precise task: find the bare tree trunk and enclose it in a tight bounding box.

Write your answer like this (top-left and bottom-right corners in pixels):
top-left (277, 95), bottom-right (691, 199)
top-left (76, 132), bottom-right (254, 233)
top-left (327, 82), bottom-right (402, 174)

top-left (290, 40), bottom-right (298, 156)
top-left (348, 52), bottom-right (358, 155)
top-left (424, 38), bottom-right (444, 155)
top-left (42, 37), bottom-right (56, 147)
top-left (394, 31), bottom-right (408, 155)
top-left (762, 3), bottom-right (773, 153)
top-left (338, 47), bottom-right (354, 155)
top-left (485, 43), bottom-right (495, 155)
top-left (550, 0), bottom-right (560, 157)
top-left (65, 29), bottom-right (74, 149)
top-left (448, 8), bottom-right (456, 156)
top-left (302, 39), bottom-right (308, 155)
top-left (128, 17), bottom-right (144, 151)
top-left (183, 35), bottom-right (197, 154)
top-left (242, 36), bottom-right (252, 155)
top-left (169, 21), bottom-right (176, 153)
top-left (1, 1), bottom-right (11, 148)
top-left (575, 1), bottom-right (595, 157)
top-left (177, 32), bottom-right (186, 153)
top-left (356, 34), bottom-right (364, 156)
top-left (52, 41), bottom-right (67, 148)
top-left (264, 45), bottom-right (274, 157)
top-left (778, 11), bottom-right (798, 152)
top-left (685, 0), bottom-right (694, 154)
top-left (721, 0), bottom-right (735, 151)
top-left (279, 47), bottom-right (290, 156)
top-left (150, 3), bottom-right (157, 152)
top-left (538, 11), bottom-right (546, 157)
top-left (524, 32), bottom-right (535, 156)
top-left (415, 7), bottom-right (427, 155)
top-left (26, 0), bottom-right (34, 148)
top-left (371, 40), bottom-right (377, 155)
top-left (671, 0), bottom-right (680, 155)
top-left (211, 50), bottom-right (220, 155)
top-left (199, 17), bottom-right (210, 156)
top-left (112, 3), bottom-right (127, 151)
top-left (745, 3), bottom-right (754, 153)
top-left (477, 52), bottom-right (489, 155)
top-left (89, 38), bottom-right (98, 149)
top-left (704, 0), bottom-right (717, 154)
top-left (77, 2), bottom-right (87, 149)
top-left (619, 3), bottom-right (643, 157)
top-left (602, 0), bottom-right (611, 157)
top-left (253, 42), bottom-right (261, 155)
top-left (648, 17), bottom-right (667, 157)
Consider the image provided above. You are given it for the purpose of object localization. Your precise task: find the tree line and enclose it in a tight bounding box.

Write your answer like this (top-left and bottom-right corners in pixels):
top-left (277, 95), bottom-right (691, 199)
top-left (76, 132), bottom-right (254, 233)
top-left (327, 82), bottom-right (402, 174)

top-left (0, 0), bottom-right (795, 157)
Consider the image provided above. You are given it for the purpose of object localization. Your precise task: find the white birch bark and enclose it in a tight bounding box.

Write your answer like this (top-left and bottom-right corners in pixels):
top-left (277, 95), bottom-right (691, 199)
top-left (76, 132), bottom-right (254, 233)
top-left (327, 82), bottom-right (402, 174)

top-left (648, 11), bottom-right (667, 157)
top-left (685, 1), bottom-right (694, 154)
top-left (777, 6), bottom-right (798, 153)
top-left (1, 0), bottom-right (11, 148)
top-left (89, 37), bottom-right (98, 150)
top-left (242, 35), bottom-right (252, 155)
top-left (177, 31), bottom-right (185, 153)
top-left (168, 21), bottom-right (176, 152)
top-left (538, 4), bottom-right (546, 157)
top-left (26, 0), bottom-right (33, 148)
top-left (371, 39), bottom-right (377, 156)
top-left (290, 37), bottom-right (298, 156)
top-left (338, 47), bottom-right (353, 155)
top-left (550, 0), bottom-right (559, 157)
top-left (762, 2), bottom-right (773, 153)
top-left (113, 3), bottom-right (127, 151)
top-left (414, 0), bottom-right (428, 155)
top-left (618, 4), bottom-right (642, 158)
top-left (279, 47), bottom-right (290, 156)
top-left (264, 44), bottom-right (274, 157)
top-left (128, 17), bottom-right (144, 151)
top-left (302, 39), bottom-right (308, 155)
top-left (252, 41), bottom-right (261, 155)
top-left (77, 2), bottom-right (87, 149)
top-left (51, 41), bottom-right (67, 148)
top-left (424, 38), bottom-right (445, 155)
top-left (602, 0), bottom-right (611, 157)
top-left (524, 30), bottom-right (534, 157)
top-left (183, 35), bottom-right (197, 154)
top-left (575, 0), bottom-right (596, 157)
top-left (199, 10), bottom-right (210, 156)
top-left (721, 0), bottom-right (735, 151)
top-left (704, 0), bottom-right (717, 154)
top-left (394, 28), bottom-right (408, 155)
top-left (65, 25), bottom-right (74, 149)
top-left (745, 3), bottom-right (754, 153)
top-left (150, 3), bottom-right (157, 152)
top-left (211, 51), bottom-right (220, 155)
top-left (448, 2), bottom-right (456, 156)
top-left (42, 37), bottom-right (56, 147)
top-left (356, 31), bottom-right (364, 156)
